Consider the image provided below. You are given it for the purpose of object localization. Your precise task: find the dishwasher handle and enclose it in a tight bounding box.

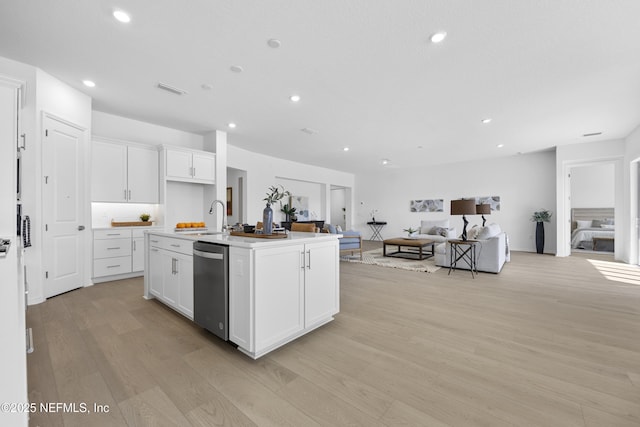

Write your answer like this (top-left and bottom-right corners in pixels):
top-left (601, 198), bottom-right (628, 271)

top-left (194, 249), bottom-right (224, 260)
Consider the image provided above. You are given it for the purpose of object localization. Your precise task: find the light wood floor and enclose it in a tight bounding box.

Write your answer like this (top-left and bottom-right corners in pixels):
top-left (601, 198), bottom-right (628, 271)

top-left (27, 245), bottom-right (640, 427)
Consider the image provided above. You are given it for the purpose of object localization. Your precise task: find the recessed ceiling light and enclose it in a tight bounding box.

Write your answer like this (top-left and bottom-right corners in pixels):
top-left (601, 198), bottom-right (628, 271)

top-left (417, 145), bottom-right (423, 149)
top-left (583, 132), bottom-right (602, 137)
top-left (82, 80), bottom-right (96, 88)
top-left (228, 123), bottom-right (236, 129)
top-left (381, 159), bottom-right (389, 165)
top-left (430, 31), bottom-right (447, 43)
top-left (267, 39), bottom-right (281, 48)
top-left (300, 128), bottom-right (318, 135)
top-left (497, 144), bottom-right (504, 148)
top-left (230, 65), bottom-right (243, 73)
top-left (201, 83), bottom-right (213, 90)
top-left (481, 118), bottom-right (492, 124)
top-left (343, 147), bottom-right (349, 152)
top-left (290, 95), bottom-right (301, 102)
top-left (113, 10), bottom-right (131, 23)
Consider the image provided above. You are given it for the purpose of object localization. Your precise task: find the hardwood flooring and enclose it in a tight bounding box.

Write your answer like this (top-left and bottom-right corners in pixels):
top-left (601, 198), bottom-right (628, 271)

top-left (27, 246), bottom-right (640, 426)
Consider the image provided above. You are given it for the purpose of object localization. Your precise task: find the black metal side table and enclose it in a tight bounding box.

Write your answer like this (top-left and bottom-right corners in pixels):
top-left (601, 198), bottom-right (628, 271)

top-left (366, 221), bottom-right (387, 241)
top-left (448, 239), bottom-right (478, 278)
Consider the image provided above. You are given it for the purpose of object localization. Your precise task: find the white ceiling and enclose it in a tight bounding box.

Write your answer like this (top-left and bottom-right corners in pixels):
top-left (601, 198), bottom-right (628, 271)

top-left (1, 0), bottom-right (639, 173)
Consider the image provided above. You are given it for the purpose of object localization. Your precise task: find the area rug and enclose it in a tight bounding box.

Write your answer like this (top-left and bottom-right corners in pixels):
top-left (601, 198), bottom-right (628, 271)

top-left (340, 248), bottom-right (441, 273)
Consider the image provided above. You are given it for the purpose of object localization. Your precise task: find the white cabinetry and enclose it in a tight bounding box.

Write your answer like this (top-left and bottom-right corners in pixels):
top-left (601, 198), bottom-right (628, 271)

top-left (93, 228), bottom-right (156, 281)
top-left (92, 139), bottom-right (159, 203)
top-left (165, 147), bottom-right (215, 183)
top-left (147, 235), bottom-right (194, 319)
top-left (230, 239), bottom-right (339, 358)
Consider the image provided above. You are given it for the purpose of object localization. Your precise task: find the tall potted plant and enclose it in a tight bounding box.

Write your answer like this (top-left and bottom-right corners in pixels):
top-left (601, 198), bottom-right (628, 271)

top-left (263, 185), bottom-right (290, 235)
top-left (531, 209), bottom-right (552, 254)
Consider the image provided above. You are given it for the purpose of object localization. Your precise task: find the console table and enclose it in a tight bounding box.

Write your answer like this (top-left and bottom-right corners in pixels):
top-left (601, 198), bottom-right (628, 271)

top-left (366, 221), bottom-right (387, 241)
top-left (448, 239), bottom-right (478, 278)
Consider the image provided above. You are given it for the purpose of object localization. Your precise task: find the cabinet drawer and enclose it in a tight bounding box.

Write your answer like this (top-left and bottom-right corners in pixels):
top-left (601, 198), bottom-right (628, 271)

top-left (94, 238), bottom-right (132, 258)
top-left (94, 229), bottom-right (132, 239)
top-left (161, 237), bottom-right (193, 255)
top-left (94, 256), bottom-right (132, 277)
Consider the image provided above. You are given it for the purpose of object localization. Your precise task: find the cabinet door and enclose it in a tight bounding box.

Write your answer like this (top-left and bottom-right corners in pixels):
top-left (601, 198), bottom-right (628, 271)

top-left (163, 254), bottom-right (179, 306)
top-left (176, 253), bottom-right (194, 319)
top-left (91, 141), bottom-right (127, 202)
top-left (304, 240), bottom-right (339, 326)
top-left (132, 237), bottom-right (144, 272)
top-left (127, 146), bottom-right (159, 203)
top-left (149, 247), bottom-right (164, 298)
top-left (254, 244), bottom-right (305, 352)
top-left (192, 153), bottom-right (215, 182)
top-left (166, 149), bottom-right (192, 179)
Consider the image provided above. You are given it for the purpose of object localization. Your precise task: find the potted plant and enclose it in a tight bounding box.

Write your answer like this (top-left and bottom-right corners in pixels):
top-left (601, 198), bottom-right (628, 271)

top-left (263, 185), bottom-right (290, 234)
top-left (531, 209), bottom-right (552, 254)
top-left (403, 227), bottom-right (418, 238)
top-left (139, 213), bottom-right (151, 222)
top-left (280, 203), bottom-right (297, 222)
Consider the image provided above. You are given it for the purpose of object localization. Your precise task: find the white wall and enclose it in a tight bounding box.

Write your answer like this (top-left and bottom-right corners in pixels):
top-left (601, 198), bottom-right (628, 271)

top-left (227, 144), bottom-right (355, 226)
top-left (92, 111), bottom-right (203, 149)
top-left (570, 163), bottom-right (615, 208)
top-left (556, 139), bottom-right (625, 258)
top-left (624, 124), bottom-right (640, 264)
top-left (355, 151), bottom-right (557, 253)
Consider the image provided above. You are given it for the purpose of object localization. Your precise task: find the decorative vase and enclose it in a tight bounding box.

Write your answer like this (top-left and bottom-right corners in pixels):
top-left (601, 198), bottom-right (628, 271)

top-left (535, 221), bottom-right (544, 254)
top-left (263, 204), bottom-right (273, 235)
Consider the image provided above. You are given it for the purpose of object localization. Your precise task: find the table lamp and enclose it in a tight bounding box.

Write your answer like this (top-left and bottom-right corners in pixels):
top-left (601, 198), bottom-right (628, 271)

top-left (476, 203), bottom-right (491, 226)
top-left (451, 199), bottom-right (477, 240)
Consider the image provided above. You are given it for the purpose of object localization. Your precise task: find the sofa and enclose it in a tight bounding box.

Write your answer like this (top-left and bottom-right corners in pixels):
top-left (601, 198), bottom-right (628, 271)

top-left (434, 223), bottom-right (509, 273)
top-left (410, 219), bottom-right (458, 243)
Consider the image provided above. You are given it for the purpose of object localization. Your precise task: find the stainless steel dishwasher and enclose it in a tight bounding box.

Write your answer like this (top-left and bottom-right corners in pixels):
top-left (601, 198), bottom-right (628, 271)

top-left (193, 241), bottom-right (229, 341)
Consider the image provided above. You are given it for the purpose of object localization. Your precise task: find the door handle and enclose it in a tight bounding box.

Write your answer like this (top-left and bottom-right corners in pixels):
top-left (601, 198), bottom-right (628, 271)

top-left (78, 225), bottom-right (85, 231)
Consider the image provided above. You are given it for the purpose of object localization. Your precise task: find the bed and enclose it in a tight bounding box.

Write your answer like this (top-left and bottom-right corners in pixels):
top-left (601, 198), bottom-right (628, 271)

top-left (570, 208), bottom-right (615, 251)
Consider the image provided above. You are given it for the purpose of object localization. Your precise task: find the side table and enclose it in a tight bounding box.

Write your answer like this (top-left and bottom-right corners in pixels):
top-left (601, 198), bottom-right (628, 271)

top-left (448, 239), bottom-right (478, 278)
top-left (366, 221), bottom-right (387, 241)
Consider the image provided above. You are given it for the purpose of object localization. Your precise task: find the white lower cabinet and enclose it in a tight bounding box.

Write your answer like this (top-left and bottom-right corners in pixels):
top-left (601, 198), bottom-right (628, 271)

top-left (94, 228), bottom-right (157, 281)
top-left (230, 239), bottom-right (339, 358)
top-left (147, 236), bottom-right (194, 319)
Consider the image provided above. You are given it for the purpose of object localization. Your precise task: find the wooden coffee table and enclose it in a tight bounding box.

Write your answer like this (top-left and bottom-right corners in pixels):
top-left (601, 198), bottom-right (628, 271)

top-left (383, 237), bottom-right (435, 260)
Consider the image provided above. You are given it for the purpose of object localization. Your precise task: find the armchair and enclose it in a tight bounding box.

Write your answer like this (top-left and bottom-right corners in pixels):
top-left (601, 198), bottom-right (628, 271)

top-left (322, 223), bottom-right (363, 260)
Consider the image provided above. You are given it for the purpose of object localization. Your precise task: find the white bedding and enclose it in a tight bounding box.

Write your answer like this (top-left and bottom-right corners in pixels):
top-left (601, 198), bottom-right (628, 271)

top-left (571, 227), bottom-right (614, 248)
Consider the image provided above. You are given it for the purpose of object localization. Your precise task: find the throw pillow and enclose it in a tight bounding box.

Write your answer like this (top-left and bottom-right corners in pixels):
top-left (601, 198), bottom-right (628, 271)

top-left (467, 225), bottom-right (481, 240)
top-left (326, 223), bottom-right (337, 234)
top-left (433, 226), bottom-right (449, 237)
top-left (336, 225), bottom-right (343, 232)
top-left (601, 224), bottom-right (614, 229)
top-left (591, 219), bottom-right (602, 228)
top-left (421, 219), bottom-right (450, 234)
top-left (477, 223), bottom-right (501, 240)
top-left (576, 220), bottom-right (592, 229)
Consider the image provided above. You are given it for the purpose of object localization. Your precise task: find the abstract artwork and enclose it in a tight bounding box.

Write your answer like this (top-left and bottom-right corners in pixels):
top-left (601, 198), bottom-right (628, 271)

top-left (410, 199), bottom-right (444, 212)
top-left (291, 196), bottom-right (310, 221)
top-left (471, 196), bottom-right (501, 211)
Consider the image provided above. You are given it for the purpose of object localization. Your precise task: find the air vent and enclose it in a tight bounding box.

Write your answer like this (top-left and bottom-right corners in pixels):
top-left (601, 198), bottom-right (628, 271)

top-left (300, 127), bottom-right (318, 135)
top-left (157, 82), bottom-right (188, 95)
top-left (582, 132), bottom-right (602, 137)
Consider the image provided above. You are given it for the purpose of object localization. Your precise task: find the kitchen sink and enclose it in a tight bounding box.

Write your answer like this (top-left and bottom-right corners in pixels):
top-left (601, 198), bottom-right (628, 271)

top-left (184, 231), bottom-right (225, 236)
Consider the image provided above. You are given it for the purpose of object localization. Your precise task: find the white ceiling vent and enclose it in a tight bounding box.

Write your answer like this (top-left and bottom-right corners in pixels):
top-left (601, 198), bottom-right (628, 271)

top-left (300, 127), bottom-right (318, 135)
top-left (157, 82), bottom-right (188, 95)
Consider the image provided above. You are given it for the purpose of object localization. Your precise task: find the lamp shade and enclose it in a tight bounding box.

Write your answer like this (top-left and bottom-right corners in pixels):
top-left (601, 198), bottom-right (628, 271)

top-left (451, 199), bottom-right (476, 215)
top-left (476, 204), bottom-right (491, 215)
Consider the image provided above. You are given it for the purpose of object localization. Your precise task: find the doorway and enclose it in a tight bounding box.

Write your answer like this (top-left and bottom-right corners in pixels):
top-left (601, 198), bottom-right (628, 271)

top-left (42, 114), bottom-right (87, 298)
top-left (330, 186), bottom-right (347, 230)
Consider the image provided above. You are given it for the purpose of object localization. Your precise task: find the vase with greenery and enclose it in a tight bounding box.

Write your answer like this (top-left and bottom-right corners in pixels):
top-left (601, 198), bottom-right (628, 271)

top-left (531, 209), bottom-right (552, 254)
top-left (263, 185), bottom-right (290, 234)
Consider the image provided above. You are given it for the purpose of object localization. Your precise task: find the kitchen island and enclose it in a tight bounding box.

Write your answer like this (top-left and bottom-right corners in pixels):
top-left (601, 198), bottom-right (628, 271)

top-left (144, 230), bottom-right (340, 359)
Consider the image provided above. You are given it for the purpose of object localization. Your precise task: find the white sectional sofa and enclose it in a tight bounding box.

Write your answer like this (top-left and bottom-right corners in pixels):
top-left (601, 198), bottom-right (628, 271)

top-left (411, 219), bottom-right (458, 243)
top-left (434, 223), bottom-right (510, 273)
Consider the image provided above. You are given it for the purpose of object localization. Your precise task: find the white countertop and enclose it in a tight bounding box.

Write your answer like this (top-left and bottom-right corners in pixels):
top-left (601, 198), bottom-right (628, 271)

top-left (148, 229), bottom-right (341, 249)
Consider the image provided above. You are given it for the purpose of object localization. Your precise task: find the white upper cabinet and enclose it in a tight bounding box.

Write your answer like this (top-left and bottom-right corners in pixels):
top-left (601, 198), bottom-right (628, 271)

top-left (91, 139), bottom-right (159, 203)
top-left (165, 147), bottom-right (215, 184)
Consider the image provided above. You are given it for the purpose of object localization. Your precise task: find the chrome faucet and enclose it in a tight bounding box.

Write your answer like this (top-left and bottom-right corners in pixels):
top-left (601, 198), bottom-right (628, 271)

top-left (208, 199), bottom-right (228, 232)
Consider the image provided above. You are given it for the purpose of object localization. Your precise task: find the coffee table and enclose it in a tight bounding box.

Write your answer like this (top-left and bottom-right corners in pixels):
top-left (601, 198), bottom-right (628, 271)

top-left (383, 237), bottom-right (435, 260)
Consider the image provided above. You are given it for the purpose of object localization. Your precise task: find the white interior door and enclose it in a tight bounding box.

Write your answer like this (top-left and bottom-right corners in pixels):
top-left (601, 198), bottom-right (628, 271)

top-left (42, 116), bottom-right (85, 298)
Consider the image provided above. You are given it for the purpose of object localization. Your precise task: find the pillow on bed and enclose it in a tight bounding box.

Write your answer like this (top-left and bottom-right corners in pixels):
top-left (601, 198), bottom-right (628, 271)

top-left (602, 218), bottom-right (614, 225)
top-left (591, 219), bottom-right (602, 228)
top-left (576, 220), bottom-right (592, 229)
top-left (601, 224), bottom-right (615, 229)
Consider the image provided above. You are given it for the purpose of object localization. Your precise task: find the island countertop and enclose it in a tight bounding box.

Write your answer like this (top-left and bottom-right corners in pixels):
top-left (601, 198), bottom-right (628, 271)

top-left (147, 229), bottom-right (341, 248)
